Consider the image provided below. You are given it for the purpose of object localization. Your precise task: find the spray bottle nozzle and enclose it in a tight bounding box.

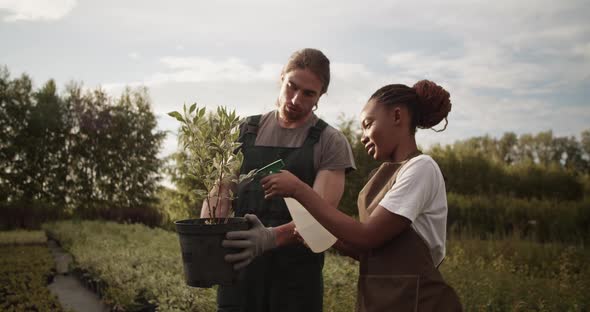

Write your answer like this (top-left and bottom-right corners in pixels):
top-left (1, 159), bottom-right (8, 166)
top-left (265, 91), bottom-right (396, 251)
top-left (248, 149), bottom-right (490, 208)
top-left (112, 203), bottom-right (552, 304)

top-left (254, 159), bottom-right (285, 178)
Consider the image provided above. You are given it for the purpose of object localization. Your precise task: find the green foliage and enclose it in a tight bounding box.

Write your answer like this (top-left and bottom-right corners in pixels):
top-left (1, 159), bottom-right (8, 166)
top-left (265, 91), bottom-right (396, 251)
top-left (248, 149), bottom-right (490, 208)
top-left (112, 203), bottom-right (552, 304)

top-left (447, 193), bottom-right (590, 244)
top-left (430, 144), bottom-right (584, 200)
top-left (66, 85), bottom-right (166, 220)
top-left (0, 67), bottom-right (166, 229)
top-left (443, 237), bottom-right (590, 311)
top-left (323, 251), bottom-right (359, 311)
top-left (324, 239), bottom-right (590, 311)
top-left (0, 244), bottom-right (65, 311)
top-left (162, 152), bottom-right (203, 222)
top-left (155, 186), bottom-right (192, 229)
top-left (0, 69), bottom-right (71, 228)
top-left (0, 200), bottom-right (65, 230)
top-left (336, 114), bottom-right (589, 212)
top-left (43, 220), bottom-right (217, 311)
top-left (40, 221), bottom-right (589, 311)
top-left (41, 220), bottom-right (358, 312)
top-left (168, 104), bottom-right (246, 220)
top-left (442, 130), bottom-right (590, 172)
top-left (0, 67), bottom-right (34, 204)
top-left (0, 230), bottom-right (47, 245)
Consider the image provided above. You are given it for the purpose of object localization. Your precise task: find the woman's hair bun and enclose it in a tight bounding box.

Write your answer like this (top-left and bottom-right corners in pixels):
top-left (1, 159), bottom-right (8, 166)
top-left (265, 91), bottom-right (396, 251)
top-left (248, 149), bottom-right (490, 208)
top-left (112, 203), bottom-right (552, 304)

top-left (412, 80), bottom-right (451, 130)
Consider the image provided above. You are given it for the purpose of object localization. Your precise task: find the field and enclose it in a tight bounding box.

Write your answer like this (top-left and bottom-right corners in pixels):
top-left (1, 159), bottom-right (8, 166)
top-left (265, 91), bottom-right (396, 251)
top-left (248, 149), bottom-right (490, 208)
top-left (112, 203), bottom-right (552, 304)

top-left (14, 221), bottom-right (582, 312)
top-left (0, 231), bottom-right (66, 312)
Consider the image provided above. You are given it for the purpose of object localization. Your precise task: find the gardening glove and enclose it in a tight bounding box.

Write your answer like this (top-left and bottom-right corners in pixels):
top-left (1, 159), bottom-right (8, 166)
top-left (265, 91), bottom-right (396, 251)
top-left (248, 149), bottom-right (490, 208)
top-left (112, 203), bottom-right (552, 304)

top-left (222, 214), bottom-right (276, 270)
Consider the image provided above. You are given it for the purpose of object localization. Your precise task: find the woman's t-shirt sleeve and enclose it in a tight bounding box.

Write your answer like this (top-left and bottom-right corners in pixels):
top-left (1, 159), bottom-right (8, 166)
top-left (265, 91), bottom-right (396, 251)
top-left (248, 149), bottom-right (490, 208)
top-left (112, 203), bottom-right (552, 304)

top-left (378, 157), bottom-right (437, 222)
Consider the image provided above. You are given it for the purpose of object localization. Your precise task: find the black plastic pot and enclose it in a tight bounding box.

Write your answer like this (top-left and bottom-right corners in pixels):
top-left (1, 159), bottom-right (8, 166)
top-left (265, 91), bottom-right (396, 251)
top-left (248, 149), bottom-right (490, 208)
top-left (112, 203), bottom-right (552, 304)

top-left (175, 217), bottom-right (249, 288)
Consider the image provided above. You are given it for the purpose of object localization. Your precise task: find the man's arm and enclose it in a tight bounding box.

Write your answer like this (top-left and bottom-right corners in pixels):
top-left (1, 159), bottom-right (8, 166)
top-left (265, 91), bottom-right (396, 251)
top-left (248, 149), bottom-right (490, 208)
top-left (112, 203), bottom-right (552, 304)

top-left (273, 169), bottom-right (345, 246)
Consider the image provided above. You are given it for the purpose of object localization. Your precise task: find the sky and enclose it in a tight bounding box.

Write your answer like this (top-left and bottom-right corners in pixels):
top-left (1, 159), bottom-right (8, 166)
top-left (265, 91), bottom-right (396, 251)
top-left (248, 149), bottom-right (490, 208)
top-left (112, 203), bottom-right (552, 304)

top-left (1, 0), bottom-right (589, 160)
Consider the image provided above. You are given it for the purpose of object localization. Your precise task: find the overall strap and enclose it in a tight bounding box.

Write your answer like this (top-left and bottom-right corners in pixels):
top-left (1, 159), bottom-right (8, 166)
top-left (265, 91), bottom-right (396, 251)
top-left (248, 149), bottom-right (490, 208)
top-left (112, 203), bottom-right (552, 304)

top-left (304, 119), bottom-right (328, 146)
top-left (239, 114), bottom-right (262, 147)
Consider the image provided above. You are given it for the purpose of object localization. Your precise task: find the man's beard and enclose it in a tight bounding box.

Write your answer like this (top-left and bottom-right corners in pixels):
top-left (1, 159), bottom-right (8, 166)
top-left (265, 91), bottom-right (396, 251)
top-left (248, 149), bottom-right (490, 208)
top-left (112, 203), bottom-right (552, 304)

top-left (277, 98), bottom-right (313, 122)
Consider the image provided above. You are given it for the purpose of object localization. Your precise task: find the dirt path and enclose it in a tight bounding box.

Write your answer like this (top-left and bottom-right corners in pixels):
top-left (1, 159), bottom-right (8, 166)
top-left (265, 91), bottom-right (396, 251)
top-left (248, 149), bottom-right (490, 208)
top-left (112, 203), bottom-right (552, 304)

top-left (47, 240), bottom-right (110, 312)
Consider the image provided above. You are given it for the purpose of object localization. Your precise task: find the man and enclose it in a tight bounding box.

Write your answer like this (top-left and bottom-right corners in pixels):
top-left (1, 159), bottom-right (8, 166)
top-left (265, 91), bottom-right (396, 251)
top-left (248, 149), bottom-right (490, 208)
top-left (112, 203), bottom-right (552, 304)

top-left (202, 48), bottom-right (355, 312)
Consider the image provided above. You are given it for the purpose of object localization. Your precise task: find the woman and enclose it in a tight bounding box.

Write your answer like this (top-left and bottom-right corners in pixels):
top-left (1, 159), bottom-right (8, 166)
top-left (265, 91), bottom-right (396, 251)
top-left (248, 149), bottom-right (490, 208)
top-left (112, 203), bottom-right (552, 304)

top-left (260, 80), bottom-right (462, 311)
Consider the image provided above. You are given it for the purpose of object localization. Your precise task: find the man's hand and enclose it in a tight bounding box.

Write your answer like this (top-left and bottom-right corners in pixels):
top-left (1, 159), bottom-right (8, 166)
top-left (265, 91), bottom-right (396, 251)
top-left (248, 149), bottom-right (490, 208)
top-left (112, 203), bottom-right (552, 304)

top-left (222, 214), bottom-right (276, 270)
top-left (293, 228), bottom-right (309, 248)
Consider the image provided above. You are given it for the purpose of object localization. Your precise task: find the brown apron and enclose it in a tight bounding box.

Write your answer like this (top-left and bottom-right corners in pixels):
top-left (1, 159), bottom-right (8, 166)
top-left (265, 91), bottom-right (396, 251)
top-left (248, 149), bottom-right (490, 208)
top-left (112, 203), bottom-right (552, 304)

top-left (356, 156), bottom-right (462, 312)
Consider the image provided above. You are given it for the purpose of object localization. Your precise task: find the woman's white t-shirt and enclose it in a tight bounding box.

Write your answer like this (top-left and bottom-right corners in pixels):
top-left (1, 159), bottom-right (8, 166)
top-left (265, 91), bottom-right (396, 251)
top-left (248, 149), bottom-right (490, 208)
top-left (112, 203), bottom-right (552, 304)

top-left (378, 155), bottom-right (447, 266)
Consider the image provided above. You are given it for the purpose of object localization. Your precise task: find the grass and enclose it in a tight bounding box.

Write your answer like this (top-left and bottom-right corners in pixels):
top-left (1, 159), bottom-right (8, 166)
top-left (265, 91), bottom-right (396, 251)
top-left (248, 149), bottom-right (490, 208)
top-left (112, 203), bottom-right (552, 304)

top-left (36, 221), bottom-right (590, 311)
top-left (43, 220), bottom-right (216, 311)
top-left (0, 230), bottom-right (47, 245)
top-left (0, 230), bottom-right (66, 312)
top-left (442, 236), bottom-right (589, 311)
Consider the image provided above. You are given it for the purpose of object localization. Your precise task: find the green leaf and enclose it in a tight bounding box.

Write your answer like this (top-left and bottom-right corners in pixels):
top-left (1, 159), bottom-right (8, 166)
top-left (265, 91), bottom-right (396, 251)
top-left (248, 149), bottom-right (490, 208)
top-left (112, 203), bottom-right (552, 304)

top-left (168, 111), bottom-right (184, 122)
top-left (189, 103), bottom-right (197, 114)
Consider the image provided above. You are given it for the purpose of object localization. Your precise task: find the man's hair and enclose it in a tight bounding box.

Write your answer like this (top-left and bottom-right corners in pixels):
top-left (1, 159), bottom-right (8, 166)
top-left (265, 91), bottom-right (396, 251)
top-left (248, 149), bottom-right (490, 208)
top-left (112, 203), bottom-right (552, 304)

top-left (282, 48), bottom-right (330, 94)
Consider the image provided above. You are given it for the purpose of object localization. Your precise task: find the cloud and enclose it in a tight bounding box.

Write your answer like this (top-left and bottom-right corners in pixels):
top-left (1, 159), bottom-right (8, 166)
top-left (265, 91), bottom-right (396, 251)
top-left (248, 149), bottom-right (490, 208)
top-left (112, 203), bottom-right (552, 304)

top-left (415, 90), bottom-right (590, 150)
top-left (331, 63), bottom-right (374, 80)
top-left (0, 0), bottom-right (76, 22)
top-left (573, 43), bottom-right (590, 59)
top-left (385, 38), bottom-right (589, 96)
top-left (128, 52), bottom-right (140, 60)
top-left (101, 56), bottom-right (383, 118)
top-left (25, 0), bottom-right (584, 158)
top-left (151, 57), bottom-right (380, 85)
top-left (97, 51), bottom-right (588, 160)
top-left (146, 57), bottom-right (283, 84)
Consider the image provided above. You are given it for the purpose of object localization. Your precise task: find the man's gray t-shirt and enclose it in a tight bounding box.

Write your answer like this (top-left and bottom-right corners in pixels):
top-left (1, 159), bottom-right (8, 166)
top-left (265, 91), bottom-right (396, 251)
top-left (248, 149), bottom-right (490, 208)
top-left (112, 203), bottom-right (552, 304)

top-left (254, 111), bottom-right (356, 173)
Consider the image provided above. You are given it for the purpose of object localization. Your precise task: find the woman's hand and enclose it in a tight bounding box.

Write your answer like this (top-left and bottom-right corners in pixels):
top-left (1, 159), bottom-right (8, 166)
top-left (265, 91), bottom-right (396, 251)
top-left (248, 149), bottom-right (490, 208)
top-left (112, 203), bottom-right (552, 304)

top-left (260, 170), bottom-right (303, 199)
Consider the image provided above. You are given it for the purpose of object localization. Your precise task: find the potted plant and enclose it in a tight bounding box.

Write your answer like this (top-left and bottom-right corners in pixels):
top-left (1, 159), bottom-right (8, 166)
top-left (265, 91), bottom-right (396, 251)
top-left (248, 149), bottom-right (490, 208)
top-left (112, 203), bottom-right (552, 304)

top-left (169, 104), bottom-right (253, 288)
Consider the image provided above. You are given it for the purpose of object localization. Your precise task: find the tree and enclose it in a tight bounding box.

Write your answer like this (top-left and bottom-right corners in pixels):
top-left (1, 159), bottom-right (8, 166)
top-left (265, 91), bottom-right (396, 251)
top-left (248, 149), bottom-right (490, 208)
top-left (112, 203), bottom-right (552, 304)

top-left (581, 130), bottom-right (590, 173)
top-left (108, 87), bottom-right (166, 210)
top-left (1, 66), bottom-right (167, 229)
top-left (0, 72), bottom-right (70, 227)
top-left (498, 132), bottom-right (518, 164)
top-left (66, 86), bottom-right (165, 216)
top-left (0, 68), bottom-right (34, 203)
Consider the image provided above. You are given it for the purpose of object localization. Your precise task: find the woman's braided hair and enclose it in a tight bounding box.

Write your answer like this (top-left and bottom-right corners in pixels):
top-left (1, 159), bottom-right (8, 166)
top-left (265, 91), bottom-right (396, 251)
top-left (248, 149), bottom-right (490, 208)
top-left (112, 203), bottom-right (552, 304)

top-left (368, 80), bottom-right (452, 134)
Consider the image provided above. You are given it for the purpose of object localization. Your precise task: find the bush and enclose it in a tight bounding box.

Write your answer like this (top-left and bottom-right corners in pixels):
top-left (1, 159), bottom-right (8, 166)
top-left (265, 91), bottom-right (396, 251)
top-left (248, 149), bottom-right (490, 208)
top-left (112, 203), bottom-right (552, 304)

top-left (74, 201), bottom-right (165, 228)
top-left (447, 193), bottom-right (590, 244)
top-left (41, 221), bottom-right (590, 311)
top-left (431, 147), bottom-right (585, 201)
top-left (0, 246), bottom-right (66, 311)
top-left (443, 238), bottom-right (590, 311)
top-left (43, 220), bottom-right (216, 311)
top-left (0, 230), bottom-right (47, 245)
top-left (0, 200), bottom-right (64, 230)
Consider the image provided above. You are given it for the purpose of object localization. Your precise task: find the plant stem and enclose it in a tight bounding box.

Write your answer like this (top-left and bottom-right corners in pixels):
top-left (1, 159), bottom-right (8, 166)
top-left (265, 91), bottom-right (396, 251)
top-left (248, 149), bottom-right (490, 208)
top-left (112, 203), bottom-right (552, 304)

top-left (204, 195), bottom-right (212, 224)
top-left (215, 155), bottom-right (226, 224)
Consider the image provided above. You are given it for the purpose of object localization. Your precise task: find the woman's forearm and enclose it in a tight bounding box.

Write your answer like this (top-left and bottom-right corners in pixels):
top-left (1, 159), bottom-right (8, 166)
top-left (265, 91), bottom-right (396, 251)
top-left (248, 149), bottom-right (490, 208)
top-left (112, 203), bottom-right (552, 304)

top-left (333, 240), bottom-right (360, 261)
top-left (292, 180), bottom-right (378, 250)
